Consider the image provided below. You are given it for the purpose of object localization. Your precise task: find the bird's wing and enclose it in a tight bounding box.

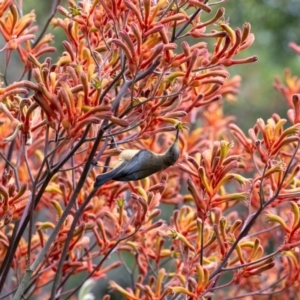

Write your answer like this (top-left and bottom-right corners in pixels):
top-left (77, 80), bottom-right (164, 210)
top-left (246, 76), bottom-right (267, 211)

top-left (112, 150), bottom-right (154, 181)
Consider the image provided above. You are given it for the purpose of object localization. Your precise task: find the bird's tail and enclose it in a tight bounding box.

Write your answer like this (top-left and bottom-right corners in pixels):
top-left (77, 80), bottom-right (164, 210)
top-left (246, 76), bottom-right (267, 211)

top-left (94, 167), bottom-right (121, 188)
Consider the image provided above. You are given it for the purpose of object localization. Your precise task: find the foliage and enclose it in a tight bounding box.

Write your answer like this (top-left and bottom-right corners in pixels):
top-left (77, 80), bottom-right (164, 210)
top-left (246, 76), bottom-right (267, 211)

top-left (0, 0), bottom-right (299, 299)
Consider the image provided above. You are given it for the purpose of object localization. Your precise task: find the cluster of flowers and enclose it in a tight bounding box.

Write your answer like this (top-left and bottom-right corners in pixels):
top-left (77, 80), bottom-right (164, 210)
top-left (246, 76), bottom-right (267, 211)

top-left (0, 0), bottom-right (299, 299)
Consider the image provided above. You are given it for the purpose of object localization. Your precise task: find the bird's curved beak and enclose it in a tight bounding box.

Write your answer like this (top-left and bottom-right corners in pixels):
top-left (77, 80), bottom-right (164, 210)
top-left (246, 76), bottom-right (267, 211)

top-left (175, 128), bottom-right (180, 141)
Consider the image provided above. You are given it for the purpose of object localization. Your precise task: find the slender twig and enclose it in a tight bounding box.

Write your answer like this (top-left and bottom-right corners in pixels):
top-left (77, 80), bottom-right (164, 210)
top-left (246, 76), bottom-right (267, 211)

top-left (22, 143), bottom-right (34, 185)
top-left (33, 0), bottom-right (61, 48)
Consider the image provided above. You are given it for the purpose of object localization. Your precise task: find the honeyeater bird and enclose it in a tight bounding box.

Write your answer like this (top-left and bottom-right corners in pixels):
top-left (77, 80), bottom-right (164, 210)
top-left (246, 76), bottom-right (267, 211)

top-left (94, 128), bottom-right (180, 188)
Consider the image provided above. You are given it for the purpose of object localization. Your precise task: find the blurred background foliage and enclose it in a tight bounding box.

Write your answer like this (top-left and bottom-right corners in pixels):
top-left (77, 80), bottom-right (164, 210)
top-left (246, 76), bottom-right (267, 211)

top-left (2, 0), bottom-right (300, 132)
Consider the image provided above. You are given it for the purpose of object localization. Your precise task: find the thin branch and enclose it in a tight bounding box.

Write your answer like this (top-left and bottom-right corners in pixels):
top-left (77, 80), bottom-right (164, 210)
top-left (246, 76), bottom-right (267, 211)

top-left (32, 0), bottom-right (61, 48)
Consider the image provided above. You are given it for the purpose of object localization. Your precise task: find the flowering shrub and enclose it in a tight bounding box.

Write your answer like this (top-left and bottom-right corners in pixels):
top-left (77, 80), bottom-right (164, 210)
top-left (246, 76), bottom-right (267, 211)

top-left (0, 0), bottom-right (299, 299)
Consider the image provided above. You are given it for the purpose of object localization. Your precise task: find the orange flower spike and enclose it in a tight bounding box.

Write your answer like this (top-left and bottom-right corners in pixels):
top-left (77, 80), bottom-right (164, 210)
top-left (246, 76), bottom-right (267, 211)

top-left (143, 24), bottom-right (163, 39)
top-left (155, 268), bottom-right (165, 297)
top-left (62, 83), bottom-right (76, 116)
top-left (243, 261), bottom-right (275, 278)
top-left (222, 55), bottom-right (258, 66)
top-left (235, 242), bottom-right (246, 264)
top-left (109, 281), bottom-right (139, 300)
top-left (58, 88), bottom-right (74, 123)
top-left (188, 1), bottom-right (211, 12)
top-left (219, 140), bottom-right (233, 164)
top-left (213, 174), bottom-right (248, 195)
top-left (39, 85), bottom-right (64, 119)
top-left (0, 34), bottom-right (35, 51)
top-left (135, 186), bottom-right (148, 202)
top-left (23, 102), bottom-right (38, 133)
top-left (201, 149), bottom-right (212, 175)
top-left (79, 72), bottom-right (90, 105)
top-left (96, 218), bottom-right (108, 245)
top-left (247, 238), bottom-right (262, 262)
top-left (111, 39), bottom-right (134, 70)
top-left (214, 29), bottom-right (225, 55)
top-left (0, 0), bottom-right (14, 17)
top-left (256, 118), bottom-right (269, 148)
top-left (50, 200), bottom-right (63, 219)
top-left (229, 219), bottom-right (242, 236)
top-left (8, 4), bottom-right (18, 33)
top-left (241, 22), bottom-right (251, 43)
top-left (82, 47), bottom-right (94, 67)
top-left (159, 13), bottom-right (187, 25)
top-left (215, 34), bottom-right (231, 60)
top-left (229, 123), bottom-right (253, 152)
top-left (27, 53), bottom-right (42, 69)
top-left (183, 48), bottom-right (200, 85)
top-left (159, 26), bottom-right (173, 47)
top-left (273, 118), bottom-right (287, 138)
top-left (195, 265), bottom-right (209, 294)
top-left (116, 198), bottom-right (125, 226)
top-left (239, 32), bottom-right (255, 52)
top-left (131, 23), bottom-right (142, 55)
top-left (202, 82), bottom-right (221, 97)
top-left (291, 201), bottom-right (300, 232)
top-left (272, 136), bottom-right (299, 155)
top-left (9, 183), bottom-right (27, 204)
top-left (213, 223), bottom-right (226, 256)
top-left (212, 192), bottom-right (248, 207)
top-left (15, 14), bottom-right (36, 37)
top-left (0, 185), bottom-right (9, 211)
top-left (32, 93), bottom-right (54, 120)
top-left (282, 165), bottom-right (300, 188)
top-left (32, 68), bottom-right (44, 85)
top-left (292, 94), bottom-right (300, 124)
top-left (181, 42), bottom-right (190, 64)
top-left (226, 28), bottom-right (242, 58)
top-left (197, 7), bottom-right (226, 33)
top-left (133, 275), bottom-right (143, 299)
top-left (265, 212), bottom-right (290, 233)
top-left (195, 218), bottom-right (203, 250)
top-left (148, 0), bottom-right (167, 25)
top-left (124, 1), bottom-right (144, 28)
top-left (219, 217), bottom-right (227, 242)
top-left (87, 63), bottom-right (95, 82)
top-left (272, 123), bottom-right (300, 150)
top-left (283, 251), bottom-right (300, 270)
top-left (187, 179), bottom-right (206, 211)
top-left (168, 229), bottom-right (195, 251)
top-left (119, 30), bottom-right (137, 63)
top-left (56, 53), bottom-right (72, 67)
top-left (166, 286), bottom-right (197, 299)
top-left (220, 20), bottom-right (236, 46)
top-left (41, 67), bottom-right (52, 91)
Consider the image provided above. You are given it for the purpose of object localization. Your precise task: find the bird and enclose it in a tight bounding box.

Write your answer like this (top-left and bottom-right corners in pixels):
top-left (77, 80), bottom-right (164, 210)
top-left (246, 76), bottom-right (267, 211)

top-left (94, 128), bottom-right (180, 188)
